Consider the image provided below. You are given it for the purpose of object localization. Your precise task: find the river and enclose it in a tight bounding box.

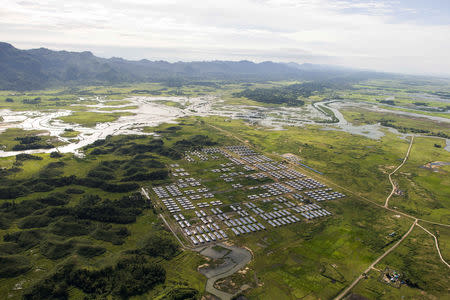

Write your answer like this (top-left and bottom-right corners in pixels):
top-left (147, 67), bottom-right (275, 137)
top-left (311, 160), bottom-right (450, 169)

top-left (1, 96), bottom-right (449, 157)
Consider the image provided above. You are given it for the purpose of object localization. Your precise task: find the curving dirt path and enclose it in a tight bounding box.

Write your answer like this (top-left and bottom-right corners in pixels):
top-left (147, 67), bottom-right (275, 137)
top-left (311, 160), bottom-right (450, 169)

top-left (384, 135), bottom-right (414, 208)
top-left (416, 223), bottom-right (450, 268)
top-left (335, 219), bottom-right (418, 300)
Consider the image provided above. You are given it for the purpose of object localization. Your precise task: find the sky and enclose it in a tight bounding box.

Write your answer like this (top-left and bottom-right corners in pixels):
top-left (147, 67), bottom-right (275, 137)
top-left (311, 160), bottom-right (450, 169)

top-left (1, 0), bottom-right (450, 76)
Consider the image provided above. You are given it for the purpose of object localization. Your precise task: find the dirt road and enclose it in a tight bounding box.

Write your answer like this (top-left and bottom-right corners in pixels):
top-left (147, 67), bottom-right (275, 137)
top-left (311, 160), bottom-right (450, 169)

top-left (417, 223), bottom-right (450, 269)
top-left (384, 135), bottom-right (414, 208)
top-left (334, 219), bottom-right (418, 300)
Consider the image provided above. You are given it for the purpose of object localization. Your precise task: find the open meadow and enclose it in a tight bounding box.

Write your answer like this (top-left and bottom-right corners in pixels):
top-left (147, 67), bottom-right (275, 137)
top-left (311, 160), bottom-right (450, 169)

top-left (0, 78), bottom-right (449, 299)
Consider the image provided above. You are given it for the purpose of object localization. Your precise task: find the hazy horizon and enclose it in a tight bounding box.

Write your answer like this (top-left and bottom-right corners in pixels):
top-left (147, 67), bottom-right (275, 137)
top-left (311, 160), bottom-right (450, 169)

top-left (2, 0), bottom-right (450, 76)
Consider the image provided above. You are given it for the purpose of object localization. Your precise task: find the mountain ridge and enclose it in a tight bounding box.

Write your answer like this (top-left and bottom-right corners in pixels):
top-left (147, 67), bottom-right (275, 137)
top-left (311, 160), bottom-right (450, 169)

top-left (0, 42), bottom-right (388, 90)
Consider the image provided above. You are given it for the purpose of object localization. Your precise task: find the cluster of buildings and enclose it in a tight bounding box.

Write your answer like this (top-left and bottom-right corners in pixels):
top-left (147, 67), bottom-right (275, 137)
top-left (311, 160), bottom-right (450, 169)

top-left (150, 145), bottom-right (345, 246)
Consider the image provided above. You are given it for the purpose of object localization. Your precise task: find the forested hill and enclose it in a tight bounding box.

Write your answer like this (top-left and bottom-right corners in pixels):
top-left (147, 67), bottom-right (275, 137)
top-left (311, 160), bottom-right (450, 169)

top-left (0, 42), bottom-right (388, 90)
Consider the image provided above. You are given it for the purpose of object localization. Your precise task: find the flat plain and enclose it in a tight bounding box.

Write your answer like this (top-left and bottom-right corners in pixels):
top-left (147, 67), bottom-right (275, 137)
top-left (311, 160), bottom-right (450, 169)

top-left (0, 78), bottom-right (449, 299)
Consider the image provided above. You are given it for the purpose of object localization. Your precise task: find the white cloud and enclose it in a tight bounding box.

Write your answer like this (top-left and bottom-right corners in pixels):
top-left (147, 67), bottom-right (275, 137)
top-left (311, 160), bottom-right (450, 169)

top-left (1, 0), bottom-right (449, 75)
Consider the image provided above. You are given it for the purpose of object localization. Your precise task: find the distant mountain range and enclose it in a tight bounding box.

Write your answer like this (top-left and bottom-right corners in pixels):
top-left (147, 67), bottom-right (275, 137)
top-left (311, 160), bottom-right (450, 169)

top-left (0, 42), bottom-right (390, 90)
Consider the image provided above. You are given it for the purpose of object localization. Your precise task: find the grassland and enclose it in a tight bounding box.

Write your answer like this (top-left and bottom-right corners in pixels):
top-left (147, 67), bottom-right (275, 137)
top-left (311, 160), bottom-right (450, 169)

top-left (0, 115), bottom-right (448, 299)
top-left (234, 198), bottom-right (414, 299)
top-left (97, 105), bottom-right (138, 111)
top-left (350, 225), bottom-right (450, 299)
top-left (389, 137), bottom-right (450, 223)
top-left (0, 119), bottom-right (228, 299)
top-left (0, 78), bottom-right (449, 299)
top-left (0, 128), bottom-right (66, 151)
top-left (341, 79), bottom-right (450, 119)
top-left (60, 129), bottom-right (80, 138)
top-left (341, 107), bottom-right (450, 137)
top-left (57, 111), bottom-right (135, 127)
top-left (142, 116), bottom-right (448, 299)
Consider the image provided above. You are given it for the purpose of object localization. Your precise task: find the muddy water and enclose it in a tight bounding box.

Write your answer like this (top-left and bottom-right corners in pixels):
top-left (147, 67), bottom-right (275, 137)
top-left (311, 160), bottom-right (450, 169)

top-left (1, 96), bottom-right (449, 157)
top-left (324, 101), bottom-right (450, 150)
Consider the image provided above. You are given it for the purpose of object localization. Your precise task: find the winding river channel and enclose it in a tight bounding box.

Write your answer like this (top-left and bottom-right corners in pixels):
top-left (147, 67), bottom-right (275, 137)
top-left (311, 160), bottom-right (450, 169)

top-left (0, 96), bottom-right (449, 157)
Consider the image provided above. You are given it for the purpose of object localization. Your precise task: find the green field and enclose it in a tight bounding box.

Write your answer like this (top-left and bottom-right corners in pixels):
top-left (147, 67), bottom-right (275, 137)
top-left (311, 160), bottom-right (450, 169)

top-left (341, 107), bottom-right (450, 138)
top-left (58, 111), bottom-right (135, 127)
top-left (351, 225), bottom-right (450, 299)
top-left (0, 120), bottom-right (223, 299)
top-left (0, 128), bottom-right (66, 151)
top-left (0, 78), bottom-right (449, 299)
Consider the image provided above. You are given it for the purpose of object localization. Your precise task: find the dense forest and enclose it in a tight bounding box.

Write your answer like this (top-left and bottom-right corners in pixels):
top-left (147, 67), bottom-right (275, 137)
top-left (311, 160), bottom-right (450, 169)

top-left (233, 82), bottom-right (332, 106)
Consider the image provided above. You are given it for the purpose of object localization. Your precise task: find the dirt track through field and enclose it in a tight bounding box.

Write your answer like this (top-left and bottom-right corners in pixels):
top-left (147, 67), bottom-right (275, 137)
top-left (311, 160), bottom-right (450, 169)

top-left (384, 135), bottom-right (414, 208)
top-left (334, 219), bottom-right (417, 300)
top-left (416, 223), bottom-right (450, 269)
top-left (206, 124), bottom-right (449, 299)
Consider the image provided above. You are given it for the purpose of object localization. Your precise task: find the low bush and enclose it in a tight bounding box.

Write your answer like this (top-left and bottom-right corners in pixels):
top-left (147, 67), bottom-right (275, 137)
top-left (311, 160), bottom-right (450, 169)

top-left (167, 287), bottom-right (199, 300)
top-left (0, 242), bottom-right (22, 255)
top-left (49, 218), bottom-right (93, 237)
top-left (3, 229), bottom-right (44, 249)
top-left (91, 226), bottom-right (129, 245)
top-left (76, 245), bottom-right (106, 258)
top-left (141, 231), bottom-right (179, 259)
top-left (0, 255), bottom-right (32, 277)
top-left (18, 215), bottom-right (52, 229)
top-left (65, 188), bottom-right (85, 194)
top-left (40, 240), bottom-right (75, 259)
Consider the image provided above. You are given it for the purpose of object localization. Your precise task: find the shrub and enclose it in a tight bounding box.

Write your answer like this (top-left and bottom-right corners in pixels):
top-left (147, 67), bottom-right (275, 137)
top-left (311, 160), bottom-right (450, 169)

top-left (167, 287), bottom-right (199, 300)
top-left (76, 245), bottom-right (106, 258)
top-left (33, 182), bottom-right (53, 192)
top-left (3, 229), bottom-right (44, 249)
top-left (49, 218), bottom-right (92, 237)
top-left (50, 151), bottom-right (63, 158)
top-left (141, 231), bottom-right (179, 259)
top-left (0, 242), bottom-right (22, 255)
top-left (0, 185), bottom-right (30, 199)
top-left (0, 255), bottom-right (31, 277)
top-left (65, 188), bottom-right (85, 194)
top-left (40, 240), bottom-right (75, 259)
top-left (38, 193), bottom-right (70, 206)
top-left (16, 153), bottom-right (43, 161)
top-left (0, 214), bottom-right (11, 229)
top-left (87, 170), bottom-right (115, 180)
top-left (18, 215), bottom-right (52, 229)
top-left (91, 226), bottom-right (129, 245)
top-left (67, 255), bottom-right (166, 297)
top-left (0, 199), bottom-right (44, 218)
top-left (121, 170), bottom-right (168, 182)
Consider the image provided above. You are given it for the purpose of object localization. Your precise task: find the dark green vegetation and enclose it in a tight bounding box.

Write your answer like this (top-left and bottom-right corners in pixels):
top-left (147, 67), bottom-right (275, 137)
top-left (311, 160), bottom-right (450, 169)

top-left (352, 225), bottom-right (450, 299)
top-left (0, 128), bottom-right (64, 151)
top-left (57, 111), bottom-right (135, 127)
top-left (0, 120), bottom-right (229, 299)
top-left (346, 79), bottom-right (450, 118)
top-left (341, 108), bottom-right (450, 139)
top-left (205, 117), bottom-right (450, 223)
top-left (315, 103), bottom-right (339, 123)
top-left (0, 74), bottom-right (448, 300)
top-left (233, 82), bottom-right (332, 106)
top-left (0, 133), bottom-right (216, 200)
top-left (23, 255), bottom-right (166, 299)
top-left (143, 117), bottom-right (448, 299)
